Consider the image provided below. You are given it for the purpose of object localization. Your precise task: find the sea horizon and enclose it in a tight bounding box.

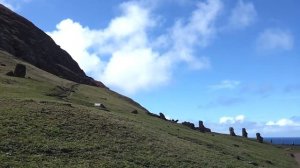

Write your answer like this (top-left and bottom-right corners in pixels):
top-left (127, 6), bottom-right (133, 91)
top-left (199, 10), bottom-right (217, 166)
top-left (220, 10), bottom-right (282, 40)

top-left (263, 137), bottom-right (300, 145)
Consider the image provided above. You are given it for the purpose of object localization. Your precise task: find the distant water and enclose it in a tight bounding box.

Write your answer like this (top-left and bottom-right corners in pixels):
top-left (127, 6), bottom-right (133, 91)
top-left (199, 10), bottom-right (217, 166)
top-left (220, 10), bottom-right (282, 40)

top-left (264, 137), bottom-right (300, 145)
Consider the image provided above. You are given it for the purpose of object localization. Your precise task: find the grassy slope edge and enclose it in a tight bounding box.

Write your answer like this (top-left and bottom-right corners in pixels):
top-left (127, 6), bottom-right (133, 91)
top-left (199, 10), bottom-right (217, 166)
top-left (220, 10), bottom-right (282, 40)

top-left (0, 50), bottom-right (298, 167)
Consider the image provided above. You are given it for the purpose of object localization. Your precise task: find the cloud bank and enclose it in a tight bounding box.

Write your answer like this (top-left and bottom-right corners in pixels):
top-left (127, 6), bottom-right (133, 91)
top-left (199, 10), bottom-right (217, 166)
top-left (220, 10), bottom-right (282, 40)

top-left (47, 0), bottom-right (224, 94)
top-left (266, 118), bottom-right (300, 127)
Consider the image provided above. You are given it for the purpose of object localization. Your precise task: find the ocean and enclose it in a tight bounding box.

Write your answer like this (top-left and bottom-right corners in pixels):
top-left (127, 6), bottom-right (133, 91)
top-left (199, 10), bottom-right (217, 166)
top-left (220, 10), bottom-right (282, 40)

top-left (264, 137), bottom-right (300, 145)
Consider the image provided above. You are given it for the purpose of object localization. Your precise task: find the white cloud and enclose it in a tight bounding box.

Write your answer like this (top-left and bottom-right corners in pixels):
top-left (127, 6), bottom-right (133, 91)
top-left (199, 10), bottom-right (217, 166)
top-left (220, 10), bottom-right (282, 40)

top-left (49, 19), bottom-right (104, 75)
top-left (256, 28), bottom-right (294, 52)
top-left (235, 115), bottom-right (245, 122)
top-left (210, 80), bottom-right (241, 90)
top-left (219, 116), bottom-right (235, 124)
top-left (48, 0), bottom-right (222, 94)
top-left (169, 0), bottom-right (222, 68)
top-left (266, 118), bottom-right (300, 127)
top-left (229, 0), bottom-right (256, 28)
top-left (100, 49), bottom-right (171, 93)
top-left (219, 115), bottom-right (245, 124)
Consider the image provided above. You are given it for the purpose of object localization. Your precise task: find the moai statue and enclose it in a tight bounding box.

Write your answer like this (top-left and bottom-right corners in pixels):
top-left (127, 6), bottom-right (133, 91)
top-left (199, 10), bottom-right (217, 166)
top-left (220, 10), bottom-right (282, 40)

top-left (159, 113), bottom-right (167, 120)
top-left (198, 121), bottom-right (211, 133)
top-left (256, 133), bottom-right (263, 143)
top-left (242, 128), bottom-right (248, 138)
top-left (14, 64), bottom-right (26, 77)
top-left (229, 127), bottom-right (236, 136)
top-left (198, 121), bottom-right (205, 133)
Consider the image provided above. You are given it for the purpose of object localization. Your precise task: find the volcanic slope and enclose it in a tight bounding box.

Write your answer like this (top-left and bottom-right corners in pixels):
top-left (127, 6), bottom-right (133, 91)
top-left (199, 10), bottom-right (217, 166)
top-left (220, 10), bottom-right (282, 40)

top-left (0, 3), bottom-right (298, 167)
top-left (0, 51), bottom-right (298, 167)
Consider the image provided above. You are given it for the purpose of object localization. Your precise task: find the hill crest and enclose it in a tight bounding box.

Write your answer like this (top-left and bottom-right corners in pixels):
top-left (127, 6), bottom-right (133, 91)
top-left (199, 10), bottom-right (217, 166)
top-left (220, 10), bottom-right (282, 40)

top-left (0, 4), bottom-right (105, 87)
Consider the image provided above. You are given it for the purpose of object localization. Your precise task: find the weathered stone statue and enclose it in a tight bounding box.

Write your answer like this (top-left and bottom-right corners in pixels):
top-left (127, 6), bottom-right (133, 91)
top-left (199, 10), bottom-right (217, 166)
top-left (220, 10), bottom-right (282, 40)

top-left (198, 121), bottom-right (211, 133)
top-left (159, 113), bottom-right (167, 120)
top-left (256, 133), bottom-right (263, 143)
top-left (182, 121), bottom-right (195, 130)
top-left (14, 64), bottom-right (26, 77)
top-left (242, 128), bottom-right (248, 138)
top-left (229, 127), bottom-right (236, 136)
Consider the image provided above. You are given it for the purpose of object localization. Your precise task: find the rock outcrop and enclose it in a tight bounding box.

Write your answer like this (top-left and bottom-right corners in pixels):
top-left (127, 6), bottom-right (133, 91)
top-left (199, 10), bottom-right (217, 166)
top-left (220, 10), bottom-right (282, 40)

top-left (0, 4), bottom-right (105, 87)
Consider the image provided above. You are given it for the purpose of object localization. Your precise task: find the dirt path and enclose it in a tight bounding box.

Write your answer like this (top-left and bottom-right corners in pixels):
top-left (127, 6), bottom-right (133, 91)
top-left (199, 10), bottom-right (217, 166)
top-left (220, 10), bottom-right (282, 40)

top-left (294, 153), bottom-right (300, 167)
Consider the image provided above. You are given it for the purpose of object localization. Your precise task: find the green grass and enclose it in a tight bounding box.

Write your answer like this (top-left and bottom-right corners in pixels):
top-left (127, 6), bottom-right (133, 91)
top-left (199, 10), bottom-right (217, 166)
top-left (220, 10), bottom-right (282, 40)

top-left (0, 50), bottom-right (298, 167)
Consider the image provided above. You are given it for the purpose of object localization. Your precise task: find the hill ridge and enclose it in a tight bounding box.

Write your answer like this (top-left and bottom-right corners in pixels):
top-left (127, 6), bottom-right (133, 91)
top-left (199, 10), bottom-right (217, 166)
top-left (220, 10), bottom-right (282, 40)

top-left (0, 4), bottom-right (104, 87)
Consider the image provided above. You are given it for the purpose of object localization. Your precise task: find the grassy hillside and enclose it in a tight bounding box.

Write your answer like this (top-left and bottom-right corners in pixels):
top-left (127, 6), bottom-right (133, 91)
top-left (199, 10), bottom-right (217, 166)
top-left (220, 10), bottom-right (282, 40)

top-left (0, 50), bottom-right (298, 167)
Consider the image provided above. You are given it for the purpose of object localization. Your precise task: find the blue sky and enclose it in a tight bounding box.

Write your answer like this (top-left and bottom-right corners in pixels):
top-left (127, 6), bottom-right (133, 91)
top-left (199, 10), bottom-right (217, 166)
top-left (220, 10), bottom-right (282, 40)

top-left (1, 0), bottom-right (300, 137)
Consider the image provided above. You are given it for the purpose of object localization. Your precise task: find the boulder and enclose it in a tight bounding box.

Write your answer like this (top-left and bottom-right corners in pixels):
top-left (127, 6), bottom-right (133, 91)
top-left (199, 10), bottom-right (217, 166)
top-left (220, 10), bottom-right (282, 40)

top-left (242, 128), bottom-right (248, 138)
top-left (229, 127), bottom-right (236, 136)
top-left (131, 110), bottom-right (138, 114)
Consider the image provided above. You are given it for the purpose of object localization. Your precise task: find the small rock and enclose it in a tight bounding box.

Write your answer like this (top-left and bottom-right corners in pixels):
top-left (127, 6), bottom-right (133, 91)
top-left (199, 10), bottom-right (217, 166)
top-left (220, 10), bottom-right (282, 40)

top-left (131, 110), bottom-right (138, 114)
top-left (233, 144), bottom-right (239, 147)
top-left (60, 148), bottom-right (72, 153)
top-left (6, 71), bottom-right (14, 76)
top-left (265, 160), bottom-right (273, 164)
top-left (248, 161), bottom-right (258, 166)
top-left (64, 103), bottom-right (73, 107)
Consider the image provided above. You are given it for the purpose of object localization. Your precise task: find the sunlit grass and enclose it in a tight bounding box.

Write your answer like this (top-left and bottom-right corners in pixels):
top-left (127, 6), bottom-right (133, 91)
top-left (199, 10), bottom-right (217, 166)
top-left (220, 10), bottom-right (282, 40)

top-left (0, 51), bottom-right (298, 167)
